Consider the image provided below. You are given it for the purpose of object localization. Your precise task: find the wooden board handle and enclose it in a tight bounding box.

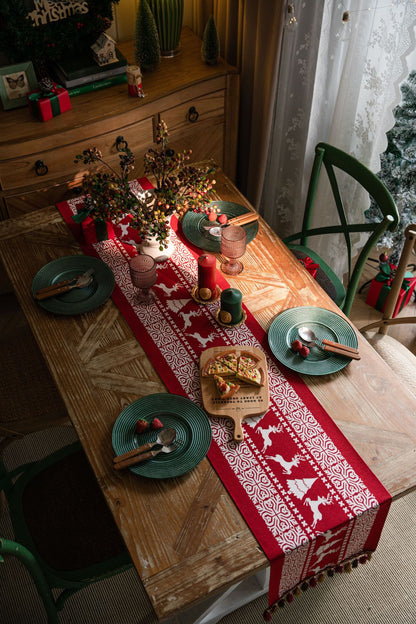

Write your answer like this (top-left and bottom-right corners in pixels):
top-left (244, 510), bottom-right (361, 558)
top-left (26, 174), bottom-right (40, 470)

top-left (233, 420), bottom-right (244, 442)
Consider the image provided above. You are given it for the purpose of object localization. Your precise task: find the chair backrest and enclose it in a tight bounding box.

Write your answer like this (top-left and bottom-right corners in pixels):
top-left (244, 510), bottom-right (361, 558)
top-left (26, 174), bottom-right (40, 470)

top-left (360, 224), bottom-right (416, 335)
top-left (285, 142), bottom-right (400, 316)
top-left (0, 538), bottom-right (59, 623)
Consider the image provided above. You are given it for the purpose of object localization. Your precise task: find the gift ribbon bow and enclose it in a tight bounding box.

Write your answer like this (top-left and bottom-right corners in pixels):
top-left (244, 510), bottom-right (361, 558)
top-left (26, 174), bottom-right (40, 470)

top-left (299, 256), bottom-right (319, 272)
top-left (71, 206), bottom-right (95, 223)
top-left (375, 262), bottom-right (412, 290)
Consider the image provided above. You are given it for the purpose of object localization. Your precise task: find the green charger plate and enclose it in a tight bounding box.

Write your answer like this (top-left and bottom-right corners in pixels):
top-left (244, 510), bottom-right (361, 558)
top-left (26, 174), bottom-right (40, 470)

top-left (112, 394), bottom-right (212, 479)
top-left (32, 255), bottom-right (115, 315)
top-left (182, 200), bottom-right (259, 251)
top-left (268, 306), bottom-right (358, 376)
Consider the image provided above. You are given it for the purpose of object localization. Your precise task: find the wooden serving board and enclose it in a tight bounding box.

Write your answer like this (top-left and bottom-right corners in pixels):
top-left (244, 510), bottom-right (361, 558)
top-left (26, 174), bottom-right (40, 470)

top-left (200, 346), bottom-right (270, 442)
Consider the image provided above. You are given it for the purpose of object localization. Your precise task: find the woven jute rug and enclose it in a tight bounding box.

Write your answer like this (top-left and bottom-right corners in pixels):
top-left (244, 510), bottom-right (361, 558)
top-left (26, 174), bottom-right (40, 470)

top-left (1, 426), bottom-right (415, 624)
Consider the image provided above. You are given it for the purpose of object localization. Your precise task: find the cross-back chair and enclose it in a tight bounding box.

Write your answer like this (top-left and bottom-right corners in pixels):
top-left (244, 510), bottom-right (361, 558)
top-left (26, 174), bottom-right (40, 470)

top-left (0, 441), bottom-right (132, 623)
top-left (284, 142), bottom-right (400, 317)
top-left (360, 224), bottom-right (416, 398)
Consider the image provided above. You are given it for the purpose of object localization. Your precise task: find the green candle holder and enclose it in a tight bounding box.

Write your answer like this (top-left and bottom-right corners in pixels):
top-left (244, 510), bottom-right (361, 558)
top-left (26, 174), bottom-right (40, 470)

top-left (216, 288), bottom-right (246, 326)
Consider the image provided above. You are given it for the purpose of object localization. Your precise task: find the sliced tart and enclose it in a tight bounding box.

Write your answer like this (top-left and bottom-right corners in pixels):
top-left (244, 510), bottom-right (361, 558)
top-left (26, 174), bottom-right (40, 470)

top-left (214, 375), bottom-right (240, 399)
top-left (238, 351), bottom-right (261, 371)
top-left (215, 350), bottom-right (238, 374)
top-left (202, 358), bottom-right (235, 377)
top-left (236, 366), bottom-right (264, 387)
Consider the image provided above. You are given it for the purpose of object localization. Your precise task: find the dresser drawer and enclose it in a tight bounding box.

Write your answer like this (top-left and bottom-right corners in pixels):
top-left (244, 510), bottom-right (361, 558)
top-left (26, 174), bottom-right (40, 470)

top-left (0, 117), bottom-right (153, 192)
top-left (160, 89), bottom-right (225, 165)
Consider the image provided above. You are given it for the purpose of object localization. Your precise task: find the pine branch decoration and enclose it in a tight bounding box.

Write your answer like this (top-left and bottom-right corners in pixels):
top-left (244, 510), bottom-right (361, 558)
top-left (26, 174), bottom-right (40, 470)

top-left (365, 70), bottom-right (416, 264)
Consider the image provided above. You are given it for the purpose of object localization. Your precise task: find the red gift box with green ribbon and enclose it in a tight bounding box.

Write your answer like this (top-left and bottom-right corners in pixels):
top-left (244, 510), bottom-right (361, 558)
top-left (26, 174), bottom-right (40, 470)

top-left (27, 83), bottom-right (71, 122)
top-left (71, 203), bottom-right (116, 243)
top-left (366, 261), bottom-right (416, 318)
top-left (80, 217), bottom-right (116, 244)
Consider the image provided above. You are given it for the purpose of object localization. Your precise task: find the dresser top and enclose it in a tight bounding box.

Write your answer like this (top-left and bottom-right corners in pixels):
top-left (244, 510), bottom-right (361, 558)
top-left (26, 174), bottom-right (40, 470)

top-left (0, 27), bottom-right (237, 149)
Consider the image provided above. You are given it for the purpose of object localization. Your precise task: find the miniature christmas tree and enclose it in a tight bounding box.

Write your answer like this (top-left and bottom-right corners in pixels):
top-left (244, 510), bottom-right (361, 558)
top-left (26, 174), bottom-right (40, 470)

top-left (134, 0), bottom-right (160, 72)
top-left (201, 15), bottom-right (220, 65)
top-left (365, 71), bottom-right (416, 264)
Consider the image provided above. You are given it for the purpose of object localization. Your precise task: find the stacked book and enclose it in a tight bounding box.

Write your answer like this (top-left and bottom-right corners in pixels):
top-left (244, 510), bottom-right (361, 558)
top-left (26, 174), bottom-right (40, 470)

top-left (50, 48), bottom-right (128, 96)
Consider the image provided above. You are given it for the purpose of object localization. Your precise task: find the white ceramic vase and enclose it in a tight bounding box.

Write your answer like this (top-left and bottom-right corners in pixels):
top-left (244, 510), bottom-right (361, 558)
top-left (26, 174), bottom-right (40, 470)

top-left (138, 216), bottom-right (175, 262)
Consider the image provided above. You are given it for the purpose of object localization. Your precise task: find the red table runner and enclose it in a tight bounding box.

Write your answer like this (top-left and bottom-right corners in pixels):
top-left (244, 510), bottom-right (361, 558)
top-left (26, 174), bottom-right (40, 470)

top-left (57, 180), bottom-right (391, 620)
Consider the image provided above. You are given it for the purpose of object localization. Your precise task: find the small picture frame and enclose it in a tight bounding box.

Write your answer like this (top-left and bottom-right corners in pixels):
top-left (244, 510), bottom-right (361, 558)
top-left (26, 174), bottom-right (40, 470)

top-left (0, 61), bottom-right (38, 110)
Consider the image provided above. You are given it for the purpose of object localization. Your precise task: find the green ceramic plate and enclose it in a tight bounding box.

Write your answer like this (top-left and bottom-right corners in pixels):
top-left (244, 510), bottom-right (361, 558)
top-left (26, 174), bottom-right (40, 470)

top-left (112, 394), bottom-right (212, 479)
top-left (182, 200), bottom-right (259, 251)
top-left (32, 255), bottom-right (115, 315)
top-left (268, 306), bottom-right (358, 375)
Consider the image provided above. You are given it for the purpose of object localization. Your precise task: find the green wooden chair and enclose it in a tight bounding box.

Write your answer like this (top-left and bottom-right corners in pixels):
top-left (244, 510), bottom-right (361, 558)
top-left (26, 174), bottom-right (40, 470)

top-left (284, 142), bottom-right (400, 317)
top-left (0, 441), bottom-right (132, 623)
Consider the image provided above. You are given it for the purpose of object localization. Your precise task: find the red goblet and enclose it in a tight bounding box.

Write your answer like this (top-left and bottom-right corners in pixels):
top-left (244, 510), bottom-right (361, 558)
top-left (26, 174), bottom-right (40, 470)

top-left (220, 225), bottom-right (247, 275)
top-left (129, 254), bottom-right (157, 304)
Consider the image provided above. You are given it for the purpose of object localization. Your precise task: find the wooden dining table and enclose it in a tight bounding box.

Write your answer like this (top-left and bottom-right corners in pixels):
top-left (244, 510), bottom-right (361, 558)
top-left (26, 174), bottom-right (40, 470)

top-left (1, 168), bottom-right (416, 623)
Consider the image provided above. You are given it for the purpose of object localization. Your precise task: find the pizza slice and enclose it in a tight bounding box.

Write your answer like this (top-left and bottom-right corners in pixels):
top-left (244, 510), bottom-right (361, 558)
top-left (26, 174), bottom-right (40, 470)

top-left (236, 366), bottom-right (264, 387)
top-left (215, 350), bottom-right (238, 374)
top-left (202, 358), bottom-right (235, 377)
top-left (213, 375), bottom-right (240, 399)
top-left (238, 351), bottom-right (261, 372)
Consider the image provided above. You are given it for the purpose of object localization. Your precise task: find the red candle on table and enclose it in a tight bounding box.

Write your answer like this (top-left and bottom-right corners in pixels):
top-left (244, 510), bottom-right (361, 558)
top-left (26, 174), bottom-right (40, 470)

top-left (198, 254), bottom-right (216, 300)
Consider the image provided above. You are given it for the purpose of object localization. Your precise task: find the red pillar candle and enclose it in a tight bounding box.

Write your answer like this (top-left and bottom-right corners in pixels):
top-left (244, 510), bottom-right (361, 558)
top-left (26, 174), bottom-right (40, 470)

top-left (197, 254), bottom-right (216, 300)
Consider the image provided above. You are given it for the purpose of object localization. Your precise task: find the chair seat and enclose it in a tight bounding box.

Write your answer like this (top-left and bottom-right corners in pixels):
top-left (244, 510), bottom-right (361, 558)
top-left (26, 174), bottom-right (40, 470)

top-left (8, 442), bottom-right (130, 582)
top-left (287, 245), bottom-right (346, 307)
top-left (0, 292), bottom-right (68, 435)
top-left (362, 332), bottom-right (416, 400)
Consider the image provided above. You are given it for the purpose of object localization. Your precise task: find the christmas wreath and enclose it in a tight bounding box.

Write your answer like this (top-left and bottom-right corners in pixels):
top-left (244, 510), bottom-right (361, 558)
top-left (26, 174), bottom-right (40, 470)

top-left (0, 0), bottom-right (120, 68)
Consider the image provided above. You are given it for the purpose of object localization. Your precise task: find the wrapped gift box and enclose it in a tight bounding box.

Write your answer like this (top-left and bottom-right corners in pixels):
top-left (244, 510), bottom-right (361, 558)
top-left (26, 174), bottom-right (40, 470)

top-left (81, 217), bottom-right (115, 243)
top-left (27, 84), bottom-right (71, 122)
top-left (366, 262), bottom-right (416, 318)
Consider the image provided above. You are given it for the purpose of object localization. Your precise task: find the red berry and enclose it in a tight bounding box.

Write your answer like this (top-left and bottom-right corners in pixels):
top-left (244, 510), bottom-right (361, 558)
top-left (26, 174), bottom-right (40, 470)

top-left (208, 211), bottom-right (217, 222)
top-left (218, 214), bottom-right (228, 225)
top-left (291, 339), bottom-right (303, 352)
top-left (151, 417), bottom-right (163, 429)
top-left (135, 419), bottom-right (149, 434)
top-left (299, 346), bottom-right (310, 358)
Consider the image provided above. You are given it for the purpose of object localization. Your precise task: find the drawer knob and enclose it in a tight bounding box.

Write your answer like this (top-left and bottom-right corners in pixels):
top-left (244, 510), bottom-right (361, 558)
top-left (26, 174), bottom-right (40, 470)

top-left (35, 160), bottom-right (48, 176)
top-left (187, 106), bottom-right (199, 123)
top-left (115, 135), bottom-right (128, 151)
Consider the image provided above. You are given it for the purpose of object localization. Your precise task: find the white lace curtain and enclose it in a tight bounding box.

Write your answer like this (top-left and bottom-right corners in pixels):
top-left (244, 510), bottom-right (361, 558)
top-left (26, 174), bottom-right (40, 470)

top-left (260, 0), bottom-right (416, 279)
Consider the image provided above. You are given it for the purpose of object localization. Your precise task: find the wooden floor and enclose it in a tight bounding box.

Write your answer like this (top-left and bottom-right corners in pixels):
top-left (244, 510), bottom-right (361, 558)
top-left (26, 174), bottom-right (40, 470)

top-left (349, 256), bottom-right (416, 356)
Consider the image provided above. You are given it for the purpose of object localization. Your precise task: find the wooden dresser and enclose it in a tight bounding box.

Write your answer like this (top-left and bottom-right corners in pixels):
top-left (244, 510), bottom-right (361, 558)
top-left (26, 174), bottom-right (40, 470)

top-left (0, 27), bottom-right (239, 219)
